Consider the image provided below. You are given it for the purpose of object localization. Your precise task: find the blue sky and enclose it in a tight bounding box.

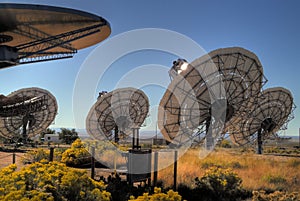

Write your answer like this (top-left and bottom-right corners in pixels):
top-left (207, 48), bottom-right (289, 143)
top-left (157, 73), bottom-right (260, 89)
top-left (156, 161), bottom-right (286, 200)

top-left (0, 0), bottom-right (299, 136)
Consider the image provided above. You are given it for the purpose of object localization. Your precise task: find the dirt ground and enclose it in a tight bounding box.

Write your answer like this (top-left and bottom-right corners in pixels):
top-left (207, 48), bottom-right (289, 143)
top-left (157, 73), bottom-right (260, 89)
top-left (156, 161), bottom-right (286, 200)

top-left (0, 151), bottom-right (26, 170)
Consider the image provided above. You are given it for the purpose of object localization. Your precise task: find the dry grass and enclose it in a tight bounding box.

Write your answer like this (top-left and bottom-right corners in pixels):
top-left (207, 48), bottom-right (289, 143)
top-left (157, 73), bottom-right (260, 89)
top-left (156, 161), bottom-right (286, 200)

top-left (157, 148), bottom-right (300, 192)
top-left (0, 146), bottom-right (299, 193)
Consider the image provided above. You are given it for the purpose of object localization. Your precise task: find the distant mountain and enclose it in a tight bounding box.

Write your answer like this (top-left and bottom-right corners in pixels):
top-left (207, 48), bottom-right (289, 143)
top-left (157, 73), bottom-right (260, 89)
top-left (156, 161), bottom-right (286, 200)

top-left (51, 128), bottom-right (164, 139)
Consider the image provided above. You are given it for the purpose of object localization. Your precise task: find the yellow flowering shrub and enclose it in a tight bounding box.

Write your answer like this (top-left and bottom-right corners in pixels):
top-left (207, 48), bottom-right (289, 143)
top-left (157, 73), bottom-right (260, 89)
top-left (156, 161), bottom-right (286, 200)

top-left (0, 162), bottom-right (111, 201)
top-left (194, 166), bottom-right (244, 200)
top-left (61, 139), bottom-right (126, 168)
top-left (252, 190), bottom-right (299, 201)
top-left (22, 148), bottom-right (63, 164)
top-left (129, 187), bottom-right (182, 201)
top-left (196, 166), bottom-right (242, 190)
top-left (61, 139), bottom-right (91, 167)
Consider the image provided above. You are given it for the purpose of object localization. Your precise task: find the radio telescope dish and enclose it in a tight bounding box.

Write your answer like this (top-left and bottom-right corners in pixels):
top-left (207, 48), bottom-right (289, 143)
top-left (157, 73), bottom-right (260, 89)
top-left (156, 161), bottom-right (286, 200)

top-left (0, 3), bottom-right (111, 68)
top-left (230, 87), bottom-right (295, 153)
top-left (86, 87), bottom-right (149, 143)
top-left (0, 87), bottom-right (57, 142)
top-left (158, 47), bottom-right (266, 147)
top-left (207, 47), bottom-right (266, 121)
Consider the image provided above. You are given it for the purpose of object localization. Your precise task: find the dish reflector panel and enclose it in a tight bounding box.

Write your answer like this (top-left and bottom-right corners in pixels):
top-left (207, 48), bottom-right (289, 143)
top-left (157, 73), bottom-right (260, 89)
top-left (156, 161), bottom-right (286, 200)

top-left (86, 87), bottom-right (149, 141)
top-left (158, 47), bottom-right (266, 145)
top-left (0, 87), bottom-right (58, 139)
top-left (230, 87), bottom-right (294, 145)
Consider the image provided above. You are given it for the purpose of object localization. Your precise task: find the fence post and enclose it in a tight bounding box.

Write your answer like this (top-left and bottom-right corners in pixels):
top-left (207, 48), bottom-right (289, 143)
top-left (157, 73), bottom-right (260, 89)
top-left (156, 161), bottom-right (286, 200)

top-left (173, 150), bottom-right (178, 191)
top-left (12, 152), bottom-right (16, 164)
top-left (153, 151), bottom-right (158, 187)
top-left (49, 147), bottom-right (54, 162)
top-left (91, 146), bottom-right (95, 180)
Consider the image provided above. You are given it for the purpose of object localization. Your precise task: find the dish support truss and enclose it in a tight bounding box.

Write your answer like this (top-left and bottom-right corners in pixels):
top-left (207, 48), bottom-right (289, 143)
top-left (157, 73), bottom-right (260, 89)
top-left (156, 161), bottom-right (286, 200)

top-left (0, 21), bottom-right (108, 67)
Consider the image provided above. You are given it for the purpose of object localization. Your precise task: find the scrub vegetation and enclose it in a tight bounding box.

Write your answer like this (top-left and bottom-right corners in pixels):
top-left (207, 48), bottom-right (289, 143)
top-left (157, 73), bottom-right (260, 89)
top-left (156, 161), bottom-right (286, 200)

top-left (0, 139), bottom-right (299, 200)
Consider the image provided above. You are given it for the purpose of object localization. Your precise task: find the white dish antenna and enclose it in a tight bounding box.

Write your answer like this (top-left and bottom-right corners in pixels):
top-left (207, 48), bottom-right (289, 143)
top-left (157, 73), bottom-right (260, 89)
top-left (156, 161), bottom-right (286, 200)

top-left (86, 87), bottom-right (149, 142)
top-left (158, 47), bottom-right (266, 148)
top-left (0, 87), bottom-right (58, 141)
top-left (230, 87), bottom-right (295, 150)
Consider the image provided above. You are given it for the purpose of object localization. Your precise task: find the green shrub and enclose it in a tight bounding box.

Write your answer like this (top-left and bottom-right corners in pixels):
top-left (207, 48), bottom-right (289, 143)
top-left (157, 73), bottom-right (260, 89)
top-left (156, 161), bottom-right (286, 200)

top-left (219, 139), bottom-right (232, 148)
top-left (22, 148), bottom-right (49, 164)
top-left (229, 161), bottom-right (243, 169)
top-left (178, 166), bottom-right (251, 201)
top-left (194, 166), bottom-right (247, 201)
top-left (101, 173), bottom-right (149, 201)
top-left (288, 159), bottom-right (300, 168)
top-left (263, 174), bottom-right (287, 185)
top-left (22, 148), bottom-right (63, 164)
top-left (201, 161), bottom-right (220, 169)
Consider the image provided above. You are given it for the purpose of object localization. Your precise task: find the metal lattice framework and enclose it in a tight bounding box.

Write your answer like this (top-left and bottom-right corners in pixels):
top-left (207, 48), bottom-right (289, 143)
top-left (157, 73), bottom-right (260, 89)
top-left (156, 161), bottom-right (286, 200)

top-left (0, 87), bottom-right (57, 141)
top-left (158, 47), bottom-right (266, 147)
top-left (158, 59), bottom-right (206, 144)
top-left (86, 87), bottom-right (149, 142)
top-left (0, 3), bottom-right (111, 68)
top-left (230, 87), bottom-right (295, 149)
